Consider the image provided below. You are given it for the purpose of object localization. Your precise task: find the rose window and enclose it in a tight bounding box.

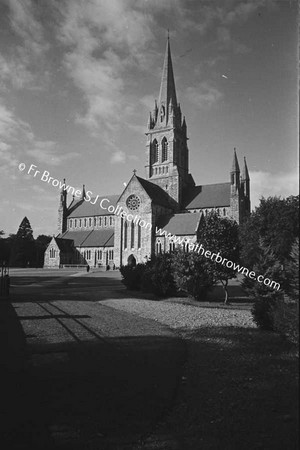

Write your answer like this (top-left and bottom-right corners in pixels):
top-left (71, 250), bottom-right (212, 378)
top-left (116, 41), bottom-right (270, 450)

top-left (126, 194), bottom-right (141, 211)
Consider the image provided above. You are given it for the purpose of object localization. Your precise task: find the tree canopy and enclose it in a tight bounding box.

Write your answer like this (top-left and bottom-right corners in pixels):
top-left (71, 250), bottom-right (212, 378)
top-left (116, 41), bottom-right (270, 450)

top-left (199, 212), bottom-right (240, 303)
top-left (239, 195), bottom-right (299, 267)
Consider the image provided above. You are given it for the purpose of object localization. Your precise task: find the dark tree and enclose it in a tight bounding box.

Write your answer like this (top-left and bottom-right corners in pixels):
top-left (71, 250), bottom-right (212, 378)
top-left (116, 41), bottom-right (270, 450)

top-left (199, 212), bottom-right (240, 304)
top-left (9, 217), bottom-right (36, 267)
top-left (239, 195), bottom-right (299, 267)
top-left (171, 249), bottom-right (214, 301)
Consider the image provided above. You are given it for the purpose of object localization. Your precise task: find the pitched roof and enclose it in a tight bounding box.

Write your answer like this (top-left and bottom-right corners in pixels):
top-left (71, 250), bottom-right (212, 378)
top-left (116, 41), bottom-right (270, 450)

top-left (54, 237), bottom-right (74, 252)
top-left (156, 212), bottom-right (202, 236)
top-left (136, 176), bottom-right (173, 208)
top-left (184, 183), bottom-right (231, 209)
top-left (58, 229), bottom-right (114, 247)
top-left (67, 194), bottom-right (119, 218)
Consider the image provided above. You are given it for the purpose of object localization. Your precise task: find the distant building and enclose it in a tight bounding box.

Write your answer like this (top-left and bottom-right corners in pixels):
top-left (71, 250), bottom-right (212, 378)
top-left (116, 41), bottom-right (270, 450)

top-left (44, 38), bottom-right (250, 269)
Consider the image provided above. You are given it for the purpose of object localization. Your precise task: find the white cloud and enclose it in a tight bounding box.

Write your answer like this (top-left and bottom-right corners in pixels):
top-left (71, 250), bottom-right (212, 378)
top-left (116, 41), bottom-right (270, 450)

top-left (27, 141), bottom-right (80, 166)
top-left (185, 82), bottom-right (223, 108)
top-left (250, 169), bottom-right (299, 209)
top-left (57, 0), bottom-right (156, 132)
top-left (8, 0), bottom-right (48, 56)
top-left (110, 150), bottom-right (126, 164)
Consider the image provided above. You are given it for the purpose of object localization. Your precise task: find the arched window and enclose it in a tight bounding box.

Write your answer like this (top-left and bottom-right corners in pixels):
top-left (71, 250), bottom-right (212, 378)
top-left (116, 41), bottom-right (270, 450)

top-left (104, 217), bottom-right (107, 226)
top-left (74, 219), bottom-right (77, 228)
top-left (138, 223), bottom-right (142, 248)
top-left (162, 137), bottom-right (168, 162)
top-left (109, 216), bottom-right (113, 226)
top-left (124, 221), bottom-right (128, 249)
top-left (84, 218), bottom-right (87, 227)
top-left (50, 248), bottom-right (56, 258)
top-left (89, 218), bottom-right (92, 227)
top-left (223, 208), bottom-right (226, 216)
top-left (69, 219), bottom-right (73, 229)
top-left (156, 240), bottom-right (162, 254)
top-left (131, 222), bottom-right (135, 249)
top-left (169, 241), bottom-right (175, 252)
top-left (94, 217), bottom-right (97, 226)
top-left (152, 139), bottom-right (158, 163)
top-left (79, 219), bottom-right (82, 227)
top-left (99, 217), bottom-right (102, 227)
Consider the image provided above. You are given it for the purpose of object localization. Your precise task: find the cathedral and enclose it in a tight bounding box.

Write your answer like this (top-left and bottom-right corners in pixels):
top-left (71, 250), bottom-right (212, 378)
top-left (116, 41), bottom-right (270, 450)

top-left (44, 38), bottom-right (250, 269)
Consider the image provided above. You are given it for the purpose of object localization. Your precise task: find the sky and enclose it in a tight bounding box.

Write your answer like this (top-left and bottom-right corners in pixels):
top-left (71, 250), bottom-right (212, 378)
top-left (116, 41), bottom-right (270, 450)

top-left (0, 0), bottom-right (298, 237)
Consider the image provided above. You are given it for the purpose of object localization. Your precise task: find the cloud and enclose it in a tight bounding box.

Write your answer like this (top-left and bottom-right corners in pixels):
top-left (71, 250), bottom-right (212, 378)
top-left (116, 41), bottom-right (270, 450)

top-left (110, 150), bottom-right (126, 164)
top-left (7, 0), bottom-right (48, 56)
top-left (0, 101), bottom-right (78, 174)
top-left (0, 0), bottom-right (51, 92)
top-left (56, 0), bottom-right (156, 132)
top-left (250, 169), bottom-right (299, 209)
top-left (27, 141), bottom-right (80, 166)
top-left (185, 82), bottom-right (223, 108)
top-left (0, 54), bottom-right (34, 90)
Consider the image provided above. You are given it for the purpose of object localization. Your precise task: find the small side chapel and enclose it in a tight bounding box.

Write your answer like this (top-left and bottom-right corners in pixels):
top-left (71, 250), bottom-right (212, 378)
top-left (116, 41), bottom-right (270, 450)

top-left (44, 38), bottom-right (250, 269)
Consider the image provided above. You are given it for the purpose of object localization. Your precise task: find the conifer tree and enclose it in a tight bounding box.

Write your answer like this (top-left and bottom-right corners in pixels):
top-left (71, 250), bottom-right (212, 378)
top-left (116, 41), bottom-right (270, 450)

top-left (9, 217), bottom-right (35, 267)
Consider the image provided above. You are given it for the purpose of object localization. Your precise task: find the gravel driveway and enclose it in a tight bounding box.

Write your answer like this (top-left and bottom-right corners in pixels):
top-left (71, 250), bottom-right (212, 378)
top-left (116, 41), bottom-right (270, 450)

top-left (101, 298), bottom-right (256, 331)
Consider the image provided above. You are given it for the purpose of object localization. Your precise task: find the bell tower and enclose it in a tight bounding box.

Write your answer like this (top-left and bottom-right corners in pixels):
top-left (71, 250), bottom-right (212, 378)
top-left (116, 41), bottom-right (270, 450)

top-left (145, 37), bottom-right (192, 207)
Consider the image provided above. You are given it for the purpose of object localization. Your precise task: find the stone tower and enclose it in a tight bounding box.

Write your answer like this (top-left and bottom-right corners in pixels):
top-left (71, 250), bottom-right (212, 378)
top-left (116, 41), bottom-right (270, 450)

top-left (230, 149), bottom-right (251, 223)
top-left (145, 37), bottom-right (192, 207)
top-left (57, 179), bottom-right (67, 235)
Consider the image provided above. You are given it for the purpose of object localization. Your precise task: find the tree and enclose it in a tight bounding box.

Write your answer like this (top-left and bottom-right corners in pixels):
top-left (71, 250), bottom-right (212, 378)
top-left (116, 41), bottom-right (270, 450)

top-left (171, 249), bottom-right (214, 301)
top-left (239, 195), bottom-right (299, 267)
top-left (9, 217), bottom-right (36, 267)
top-left (199, 212), bottom-right (240, 304)
top-left (242, 239), bottom-right (285, 330)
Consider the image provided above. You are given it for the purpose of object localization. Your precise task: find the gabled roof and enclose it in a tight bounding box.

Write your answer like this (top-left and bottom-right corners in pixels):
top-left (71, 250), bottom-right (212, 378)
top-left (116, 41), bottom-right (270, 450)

top-left (58, 229), bottom-right (114, 247)
top-left (67, 194), bottom-right (119, 218)
top-left (54, 237), bottom-right (74, 252)
top-left (156, 212), bottom-right (202, 236)
top-left (184, 183), bottom-right (231, 209)
top-left (136, 176), bottom-right (174, 209)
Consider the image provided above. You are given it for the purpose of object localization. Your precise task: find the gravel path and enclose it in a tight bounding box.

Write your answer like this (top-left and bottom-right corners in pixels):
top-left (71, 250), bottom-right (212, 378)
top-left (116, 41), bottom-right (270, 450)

top-left (101, 298), bottom-right (256, 330)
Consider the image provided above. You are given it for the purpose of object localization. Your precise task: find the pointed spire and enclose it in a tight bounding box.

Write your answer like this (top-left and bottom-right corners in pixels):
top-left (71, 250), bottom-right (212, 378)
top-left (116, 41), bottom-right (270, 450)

top-left (60, 178), bottom-right (66, 193)
top-left (242, 157), bottom-right (250, 180)
top-left (81, 184), bottom-right (86, 200)
top-left (231, 148), bottom-right (240, 173)
top-left (158, 37), bottom-right (177, 109)
top-left (59, 178), bottom-right (67, 207)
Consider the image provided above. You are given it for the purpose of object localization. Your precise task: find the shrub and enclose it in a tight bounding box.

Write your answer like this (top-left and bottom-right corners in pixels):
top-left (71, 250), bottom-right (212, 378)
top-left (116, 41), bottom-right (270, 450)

top-left (171, 250), bottom-right (214, 301)
top-left (271, 297), bottom-right (299, 344)
top-left (119, 263), bottom-right (146, 290)
top-left (141, 253), bottom-right (176, 297)
top-left (251, 297), bottom-right (276, 330)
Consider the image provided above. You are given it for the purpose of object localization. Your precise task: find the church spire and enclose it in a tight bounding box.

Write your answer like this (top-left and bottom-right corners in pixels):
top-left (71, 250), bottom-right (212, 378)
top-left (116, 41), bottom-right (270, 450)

top-left (242, 157), bottom-right (250, 180)
top-left (81, 184), bottom-right (86, 200)
top-left (158, 36), bottom-right (177, 110)
top-left (231, 148), bottom-right (240, 173)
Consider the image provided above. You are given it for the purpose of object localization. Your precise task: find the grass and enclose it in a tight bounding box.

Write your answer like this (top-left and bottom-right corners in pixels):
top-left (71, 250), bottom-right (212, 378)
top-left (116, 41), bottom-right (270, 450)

top-left (138, 326), bottom-right (299, 450)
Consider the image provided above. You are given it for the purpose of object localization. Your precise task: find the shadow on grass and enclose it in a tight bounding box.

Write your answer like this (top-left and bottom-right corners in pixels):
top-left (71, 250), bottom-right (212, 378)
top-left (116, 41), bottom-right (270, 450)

top-left (153, 326), bottom-right (299, 450)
